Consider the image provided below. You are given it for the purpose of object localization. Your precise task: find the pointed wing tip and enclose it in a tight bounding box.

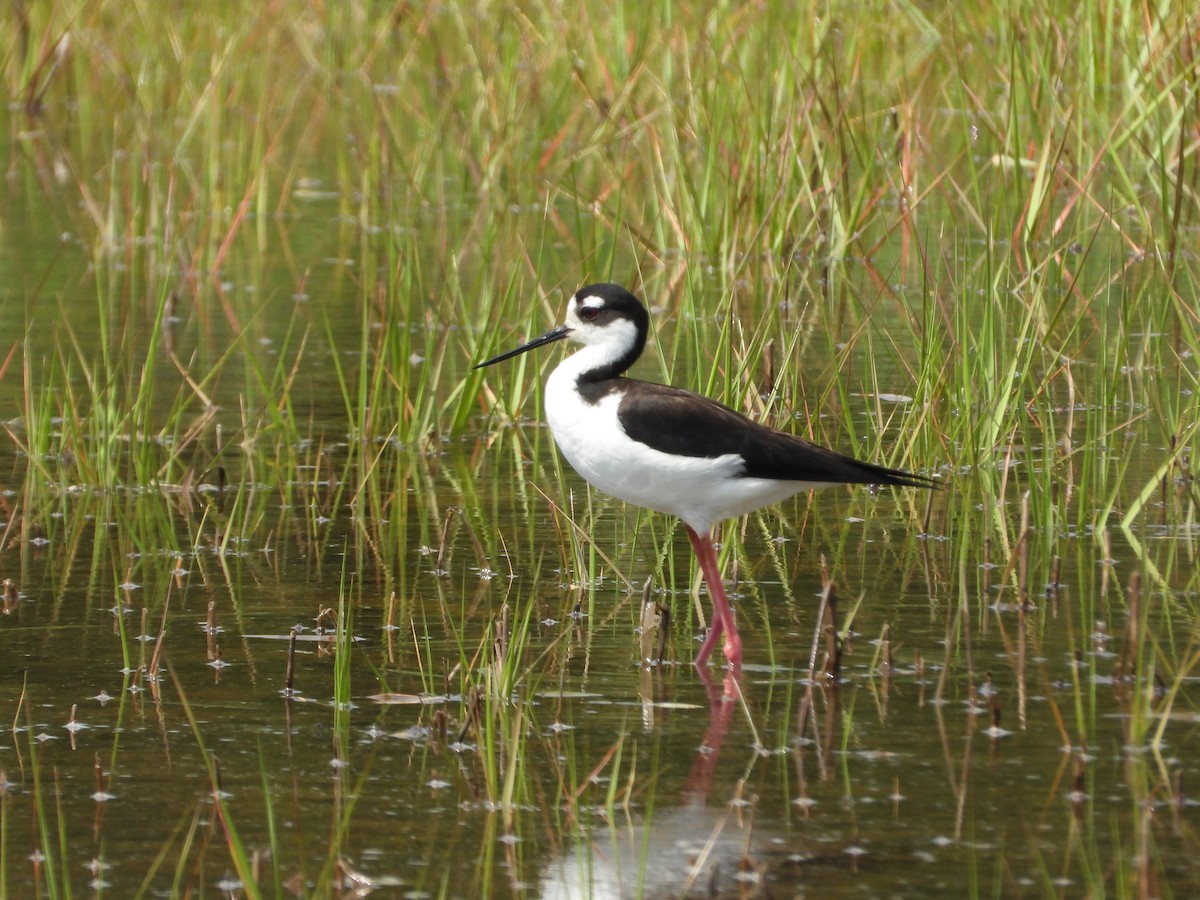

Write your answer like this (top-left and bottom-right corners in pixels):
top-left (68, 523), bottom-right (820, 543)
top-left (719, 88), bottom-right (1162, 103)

top-left (881, 470), bottom-right (940, 490)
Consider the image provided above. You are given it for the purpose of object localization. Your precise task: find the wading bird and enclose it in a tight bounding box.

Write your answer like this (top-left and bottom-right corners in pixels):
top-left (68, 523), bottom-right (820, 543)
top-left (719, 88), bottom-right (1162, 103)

top-left (476, 284), bottom-right (932, 667)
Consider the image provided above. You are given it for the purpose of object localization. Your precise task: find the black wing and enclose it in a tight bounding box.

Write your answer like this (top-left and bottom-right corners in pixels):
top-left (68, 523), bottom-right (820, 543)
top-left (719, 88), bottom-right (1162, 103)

top-left (615, 379), bottom-right (932, 488)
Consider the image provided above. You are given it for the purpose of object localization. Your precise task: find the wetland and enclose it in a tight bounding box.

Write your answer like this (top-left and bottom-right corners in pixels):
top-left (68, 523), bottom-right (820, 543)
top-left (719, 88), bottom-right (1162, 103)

top-left (2, 2), bottom-right (1199, 896)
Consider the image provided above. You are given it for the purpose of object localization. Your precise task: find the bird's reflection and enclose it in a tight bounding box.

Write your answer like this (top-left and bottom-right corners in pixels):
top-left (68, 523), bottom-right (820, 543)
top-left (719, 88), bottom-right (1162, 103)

top-left (541, 666), bottom-right (772, 898)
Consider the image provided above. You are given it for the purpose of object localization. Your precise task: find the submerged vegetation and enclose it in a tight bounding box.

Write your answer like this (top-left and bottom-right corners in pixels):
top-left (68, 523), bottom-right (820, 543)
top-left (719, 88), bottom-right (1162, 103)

top-left (1, 0), bottom-right (1198, 896)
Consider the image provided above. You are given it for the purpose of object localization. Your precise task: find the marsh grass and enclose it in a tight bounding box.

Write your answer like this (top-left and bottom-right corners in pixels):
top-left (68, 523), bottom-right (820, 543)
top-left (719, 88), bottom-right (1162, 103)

top-left (2, 0), bottom-right (1200, 895)
top-left (171, 668), bottom-right (262, 900)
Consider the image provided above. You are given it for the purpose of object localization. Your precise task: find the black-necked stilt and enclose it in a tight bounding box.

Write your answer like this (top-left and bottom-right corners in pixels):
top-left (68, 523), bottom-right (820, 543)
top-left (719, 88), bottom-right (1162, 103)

top-left (476, 283), bottom-right (933, 668)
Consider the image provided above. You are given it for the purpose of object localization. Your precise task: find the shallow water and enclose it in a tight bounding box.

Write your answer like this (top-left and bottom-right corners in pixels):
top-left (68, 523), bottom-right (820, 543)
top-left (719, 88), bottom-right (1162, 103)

top-left (1, 437), bottom-right (1197, 897)
top-left (1, 281), bottom-right (1197, 896)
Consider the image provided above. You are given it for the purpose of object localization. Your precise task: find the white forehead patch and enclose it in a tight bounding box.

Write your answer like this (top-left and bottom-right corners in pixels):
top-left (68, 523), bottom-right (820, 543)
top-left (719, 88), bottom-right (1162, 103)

top-left (576, 295), bottom-right (604, 310)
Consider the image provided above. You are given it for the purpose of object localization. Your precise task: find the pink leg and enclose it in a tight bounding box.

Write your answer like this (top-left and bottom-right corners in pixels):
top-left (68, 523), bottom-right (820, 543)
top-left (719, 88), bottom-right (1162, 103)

top-left (682, 665), bottom-right (742, 804)
top-left (686, 527), bottom-right (743, 668)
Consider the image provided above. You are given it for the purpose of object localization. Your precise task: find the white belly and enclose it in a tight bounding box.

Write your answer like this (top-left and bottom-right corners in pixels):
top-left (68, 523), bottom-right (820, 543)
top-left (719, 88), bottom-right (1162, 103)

top-left (544, 370), bottom-right (808, 535)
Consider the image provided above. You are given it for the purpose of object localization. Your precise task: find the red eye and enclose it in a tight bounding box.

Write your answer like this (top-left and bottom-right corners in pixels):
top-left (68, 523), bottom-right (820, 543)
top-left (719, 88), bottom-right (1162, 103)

top-left (578, 306), bottom-right (599, 321)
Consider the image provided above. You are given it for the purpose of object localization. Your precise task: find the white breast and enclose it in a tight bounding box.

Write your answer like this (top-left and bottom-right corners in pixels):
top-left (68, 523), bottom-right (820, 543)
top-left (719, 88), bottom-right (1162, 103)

top-left (544, 359), bottom-right (808, 535)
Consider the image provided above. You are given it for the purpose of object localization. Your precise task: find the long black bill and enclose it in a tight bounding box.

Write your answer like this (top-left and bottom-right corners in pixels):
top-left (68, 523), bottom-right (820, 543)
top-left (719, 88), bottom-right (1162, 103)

top-left (474, 324), bottom-right (573, 368)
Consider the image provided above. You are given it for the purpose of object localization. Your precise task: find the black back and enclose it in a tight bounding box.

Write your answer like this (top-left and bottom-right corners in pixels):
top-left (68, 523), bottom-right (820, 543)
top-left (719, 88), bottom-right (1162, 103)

top-left (617, 380), bottom-right (931, 487)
